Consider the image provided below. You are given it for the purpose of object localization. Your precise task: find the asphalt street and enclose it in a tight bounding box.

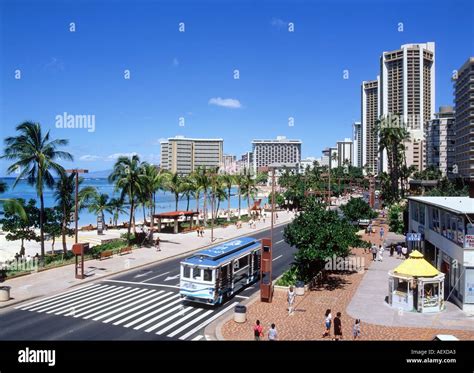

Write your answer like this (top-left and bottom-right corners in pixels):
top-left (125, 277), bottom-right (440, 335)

top-left (0, 225), bottom-right (296, 340)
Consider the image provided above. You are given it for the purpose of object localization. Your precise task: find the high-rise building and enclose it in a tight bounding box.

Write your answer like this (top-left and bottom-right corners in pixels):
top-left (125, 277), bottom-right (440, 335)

top-left (454, 57), bottom-right (474, 179)
top-left (336, 138), bottom-right (353, 167)
top-left (160, 136), bottom-right (223, 175)
top-left (221, 154), bottom-right (238, 174)
top-left (236, 151), bottom-right (253, 174)
top-left (352, 121), bottom-right (362, 168)
top-left (329, 147), bottom-right (338, 169)
top-left (361, 79), bottom-right (380, 174)
top-left (252, 136), bottom-right (302, 171)
top-left (380, 42), bottom-right (436, 172)
top-left (425, 106), bottom-right (455, 178)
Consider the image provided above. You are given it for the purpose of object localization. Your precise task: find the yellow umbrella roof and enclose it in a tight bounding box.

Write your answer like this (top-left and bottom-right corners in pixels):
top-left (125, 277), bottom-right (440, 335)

top-left (393, 250), bottom-right (440, 277)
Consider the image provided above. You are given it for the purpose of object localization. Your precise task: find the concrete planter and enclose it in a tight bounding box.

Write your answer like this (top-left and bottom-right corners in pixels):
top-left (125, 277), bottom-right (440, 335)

top-left (0, 286), bottom-right (11, 302)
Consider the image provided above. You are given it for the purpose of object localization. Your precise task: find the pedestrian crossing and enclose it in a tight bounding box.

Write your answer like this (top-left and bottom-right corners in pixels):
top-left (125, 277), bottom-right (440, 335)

top-left (15, 283), bottom-right (237, 340)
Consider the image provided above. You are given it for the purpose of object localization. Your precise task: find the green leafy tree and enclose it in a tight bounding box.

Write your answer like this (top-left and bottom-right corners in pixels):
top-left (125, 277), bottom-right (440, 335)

top-left (340, 197), bottom-right (377, 222)
top-left (283, 197), bottom-right (366, 283)
top-left (220, 173), bottom-right (234, 221)
top-left (43, 207), bottom-right (64, 252)
top-left (1, 122), bottom-right (73, 257)
top-left (388, 203), bottom-right (406, 234)
top-left (87, 192), bottom-right (112, 229)
top-left (0, 199), bottom-right (40, 254)
top-left (108, 197), bottom-right (127, 228)
top-left (0, 179), bottom-right (27, 221)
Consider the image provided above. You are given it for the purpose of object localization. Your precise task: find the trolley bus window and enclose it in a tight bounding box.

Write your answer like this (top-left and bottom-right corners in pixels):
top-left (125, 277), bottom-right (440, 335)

top-left (203, 269), bottom-right (213, 282)
top-left (193, 267), bottom-right (201, 280)
top-left (183, 265), bottom-right (191, 279)
top-left (238, 255), bottom-right (249, 268)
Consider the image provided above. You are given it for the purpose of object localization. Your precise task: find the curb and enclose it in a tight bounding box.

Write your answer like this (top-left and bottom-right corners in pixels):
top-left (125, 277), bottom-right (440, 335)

top-left (0, 219), bottom-right (290, 310)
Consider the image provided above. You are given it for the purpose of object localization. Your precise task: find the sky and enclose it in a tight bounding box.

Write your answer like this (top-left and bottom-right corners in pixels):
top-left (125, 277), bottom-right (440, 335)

top-left (1, 0), bottom-right (473, 176)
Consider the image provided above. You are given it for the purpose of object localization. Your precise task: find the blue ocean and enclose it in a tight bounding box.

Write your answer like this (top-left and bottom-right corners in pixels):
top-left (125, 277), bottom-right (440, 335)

top-left (0, 178), bottom-right (260, 226)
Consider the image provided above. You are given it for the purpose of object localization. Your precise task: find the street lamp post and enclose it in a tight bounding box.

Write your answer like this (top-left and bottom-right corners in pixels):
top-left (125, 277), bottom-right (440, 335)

top-left (66, 169), bottom-right (89, 243)
top-left (271, 167), bottom-right (275, 244)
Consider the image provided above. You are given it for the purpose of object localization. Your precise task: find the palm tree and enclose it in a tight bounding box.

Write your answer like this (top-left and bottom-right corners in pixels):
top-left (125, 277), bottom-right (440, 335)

top-left (234, 173), bottom-right (244, 219)
top-left (242, 171), bottom-right (257, 214)
top-left (179, 175), bottom-right (195, 211)
top-left (109, 155), bottom-right (142, 242)
top-left (108, 197), bottom-right (127, 228)
top-left (139, 163), bottom-right (166, 237)
top-left (0, 180), bottom-right (27, 221)
top-left (194, 167), bottom-right (212, 226)
top-left (54, 172), bottom-right (95, 253)
top-left (87, 192), bottom-right (112, 232)
top-left (166, 172), bottom-right (183, 212)
top-left (1, 122), bottom-right (73, 257)
top-left (213, 176), bottom-right (227, 220)
top-left (188, 171), bottom-right (202, 213)
top-left (220, 173), bottom-right (234, 221)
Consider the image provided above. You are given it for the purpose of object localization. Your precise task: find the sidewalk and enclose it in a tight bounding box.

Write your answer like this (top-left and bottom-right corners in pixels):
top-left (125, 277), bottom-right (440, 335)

top-left (0, 211), bottom-right (293, 309)
top-left (216, 216), bottom-right (474, 340)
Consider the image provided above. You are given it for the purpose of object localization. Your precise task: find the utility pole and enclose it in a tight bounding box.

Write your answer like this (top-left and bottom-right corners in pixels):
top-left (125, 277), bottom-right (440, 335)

top-left (66, 169), bottom-right (89, 243)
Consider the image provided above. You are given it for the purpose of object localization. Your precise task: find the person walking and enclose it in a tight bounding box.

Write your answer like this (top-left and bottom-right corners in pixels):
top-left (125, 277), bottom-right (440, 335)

top-left (353, 319), bottom-right (361, 340)
top-left (402, 245), bottom-right (408, 259)
top-left (333, 312), bottom-right (343, 341)
top-left (287, 286), bottom-right (296, 315)
top-left (371, 244), bottom-right (378, 261)
top-left (379, 226), bottom-right (385, 241)
top-left (253, 320), bottom-right (263, 341)
top-left (390, 244), bottom-right (395, 257)
top-left (155, 237), bottom-right (161, 252)
top-left (268, 323), bottom-right (278, 341)
top-left (378, 244), bottom-right (384, 262)
top-left (396, 244), bottom-right (402, 258)
top-left (367, 223), bottom-right (372, 236)
top-left (322, 309), bottom-right (332, 338)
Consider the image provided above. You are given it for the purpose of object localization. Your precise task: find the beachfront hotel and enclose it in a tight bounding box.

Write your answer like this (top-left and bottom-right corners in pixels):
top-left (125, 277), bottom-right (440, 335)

top-left (379, 42), bottom-right (436, 173)
top-left (453, 57), bottom-right (474, 179)
top-left (160, 136), bottom-right (223, 175)
top-left (336, 138), bottom-right (353, 167)
top-left (251, 136), bottom-right (302, 172)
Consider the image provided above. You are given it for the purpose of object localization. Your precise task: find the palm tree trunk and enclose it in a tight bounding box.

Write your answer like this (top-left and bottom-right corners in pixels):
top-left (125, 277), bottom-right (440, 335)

top-left (175, 193), bottom-right (179, 211)
top-left (203, 190), bottom-right (208, 226)
top-left (127, 200), bottom-right (133, 242)
top-left (227, 187), bottom-right (231, 221)
top-left (61, 206), bottom-right (67, 254)
top-left (39, 192), bottom-right (45, 257)
top-left (238, 187), bottom-right (241, 219)
top-left (186, 195), bottom-right (190, 211)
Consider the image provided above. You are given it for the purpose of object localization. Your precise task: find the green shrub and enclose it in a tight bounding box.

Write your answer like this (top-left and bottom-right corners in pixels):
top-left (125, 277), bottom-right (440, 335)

top-left (275, 266), bottom-right (300, 286)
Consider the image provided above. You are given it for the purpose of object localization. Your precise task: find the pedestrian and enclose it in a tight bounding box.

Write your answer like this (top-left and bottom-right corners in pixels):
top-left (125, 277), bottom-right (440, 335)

top-left (155, 237), bottom-right (161, 251)
top-left (197, 226), bottom-right (200, 237)
top-left (268, 323), bottom-right (278, 341)
top-left (378, 245), bottom-right (384, 262)
top-left (322, 309), bottom-right (332, 338)
top-left (371, 244), bottom-right (378, 261)
top-left (253, 320), bottom-right (263, 341)
top-left (333, 312), bottom-right (343, 341)
top-left (353, 319), bottom-right (361, 340)
top-left (380, 227), bottom-right (385, 240)
top-left (367, 224), bottom-right (372, 236)
top-left (390, 244), bottom-right (394, 257)
top-left (402, 245), bottom-right (408, 259)
top-left (287, 286), bottom-right (296, 315)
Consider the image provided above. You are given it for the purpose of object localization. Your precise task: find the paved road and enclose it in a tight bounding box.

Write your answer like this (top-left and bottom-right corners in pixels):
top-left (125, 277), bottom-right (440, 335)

top-left (0, 225), bottom-right (295, 341)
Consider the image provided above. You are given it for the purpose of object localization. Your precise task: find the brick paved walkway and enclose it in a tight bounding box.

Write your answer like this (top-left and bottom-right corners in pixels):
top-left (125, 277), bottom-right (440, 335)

top-left (221, 216), bottom-right (474, 341)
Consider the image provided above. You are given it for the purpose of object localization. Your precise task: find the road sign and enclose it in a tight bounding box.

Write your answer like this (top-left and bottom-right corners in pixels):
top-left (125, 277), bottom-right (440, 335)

top-left (407, 233), bottom-right (422, 242)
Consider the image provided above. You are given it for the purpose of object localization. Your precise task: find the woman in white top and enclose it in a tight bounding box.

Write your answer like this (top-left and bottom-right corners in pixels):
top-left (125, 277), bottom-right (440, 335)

top-left (287, 286), bottom-right (296, 315)
top-left (323, 309), bottom-right (332, 338)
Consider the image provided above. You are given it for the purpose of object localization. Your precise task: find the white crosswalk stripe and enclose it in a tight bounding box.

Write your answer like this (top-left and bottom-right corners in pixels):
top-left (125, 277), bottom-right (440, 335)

top-left (77, 288), bottom-right (151, 319)
top-left (110, 293), bottom-right (178, 325)
top-left (29, 285), bottom-right (115, 312)
top-left (49, 286), bottom-right (129, 315)
top-left (16, 284), bottom-right (100, 310)
top-left (155, 308), bottom-right (203, 335)
top-left (132, 303), bottom-right (184, 330)
top-left (95, 290), bottom-right (165, 322)
top-left (16, 282), bottom-right (239, 340)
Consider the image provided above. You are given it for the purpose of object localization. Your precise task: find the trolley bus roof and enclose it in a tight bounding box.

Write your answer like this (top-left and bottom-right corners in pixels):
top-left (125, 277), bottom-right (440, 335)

top-left (181, 237), bottom-right (260, 267)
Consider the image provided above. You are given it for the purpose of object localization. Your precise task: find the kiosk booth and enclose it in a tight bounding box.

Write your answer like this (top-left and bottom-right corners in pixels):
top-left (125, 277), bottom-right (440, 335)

top-left (388, 250), bottom-right (445, 313)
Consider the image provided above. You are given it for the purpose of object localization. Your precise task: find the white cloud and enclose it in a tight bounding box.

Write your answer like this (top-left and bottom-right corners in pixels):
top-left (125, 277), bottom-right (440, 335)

top-left (208, 97), bottom-right (242, 109)
top-left (79, 155), bottom-right (102, 161)
top-left (172, 57), bottom-right (179, 67)
top-left (271, 18), bottom-right (287, 28)
top-left (106, 152), bottom-right (140, 161)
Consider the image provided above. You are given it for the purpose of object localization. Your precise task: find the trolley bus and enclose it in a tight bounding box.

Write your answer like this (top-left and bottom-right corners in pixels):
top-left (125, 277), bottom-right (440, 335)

top-left (179, 237), bottom-right (261, 305)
